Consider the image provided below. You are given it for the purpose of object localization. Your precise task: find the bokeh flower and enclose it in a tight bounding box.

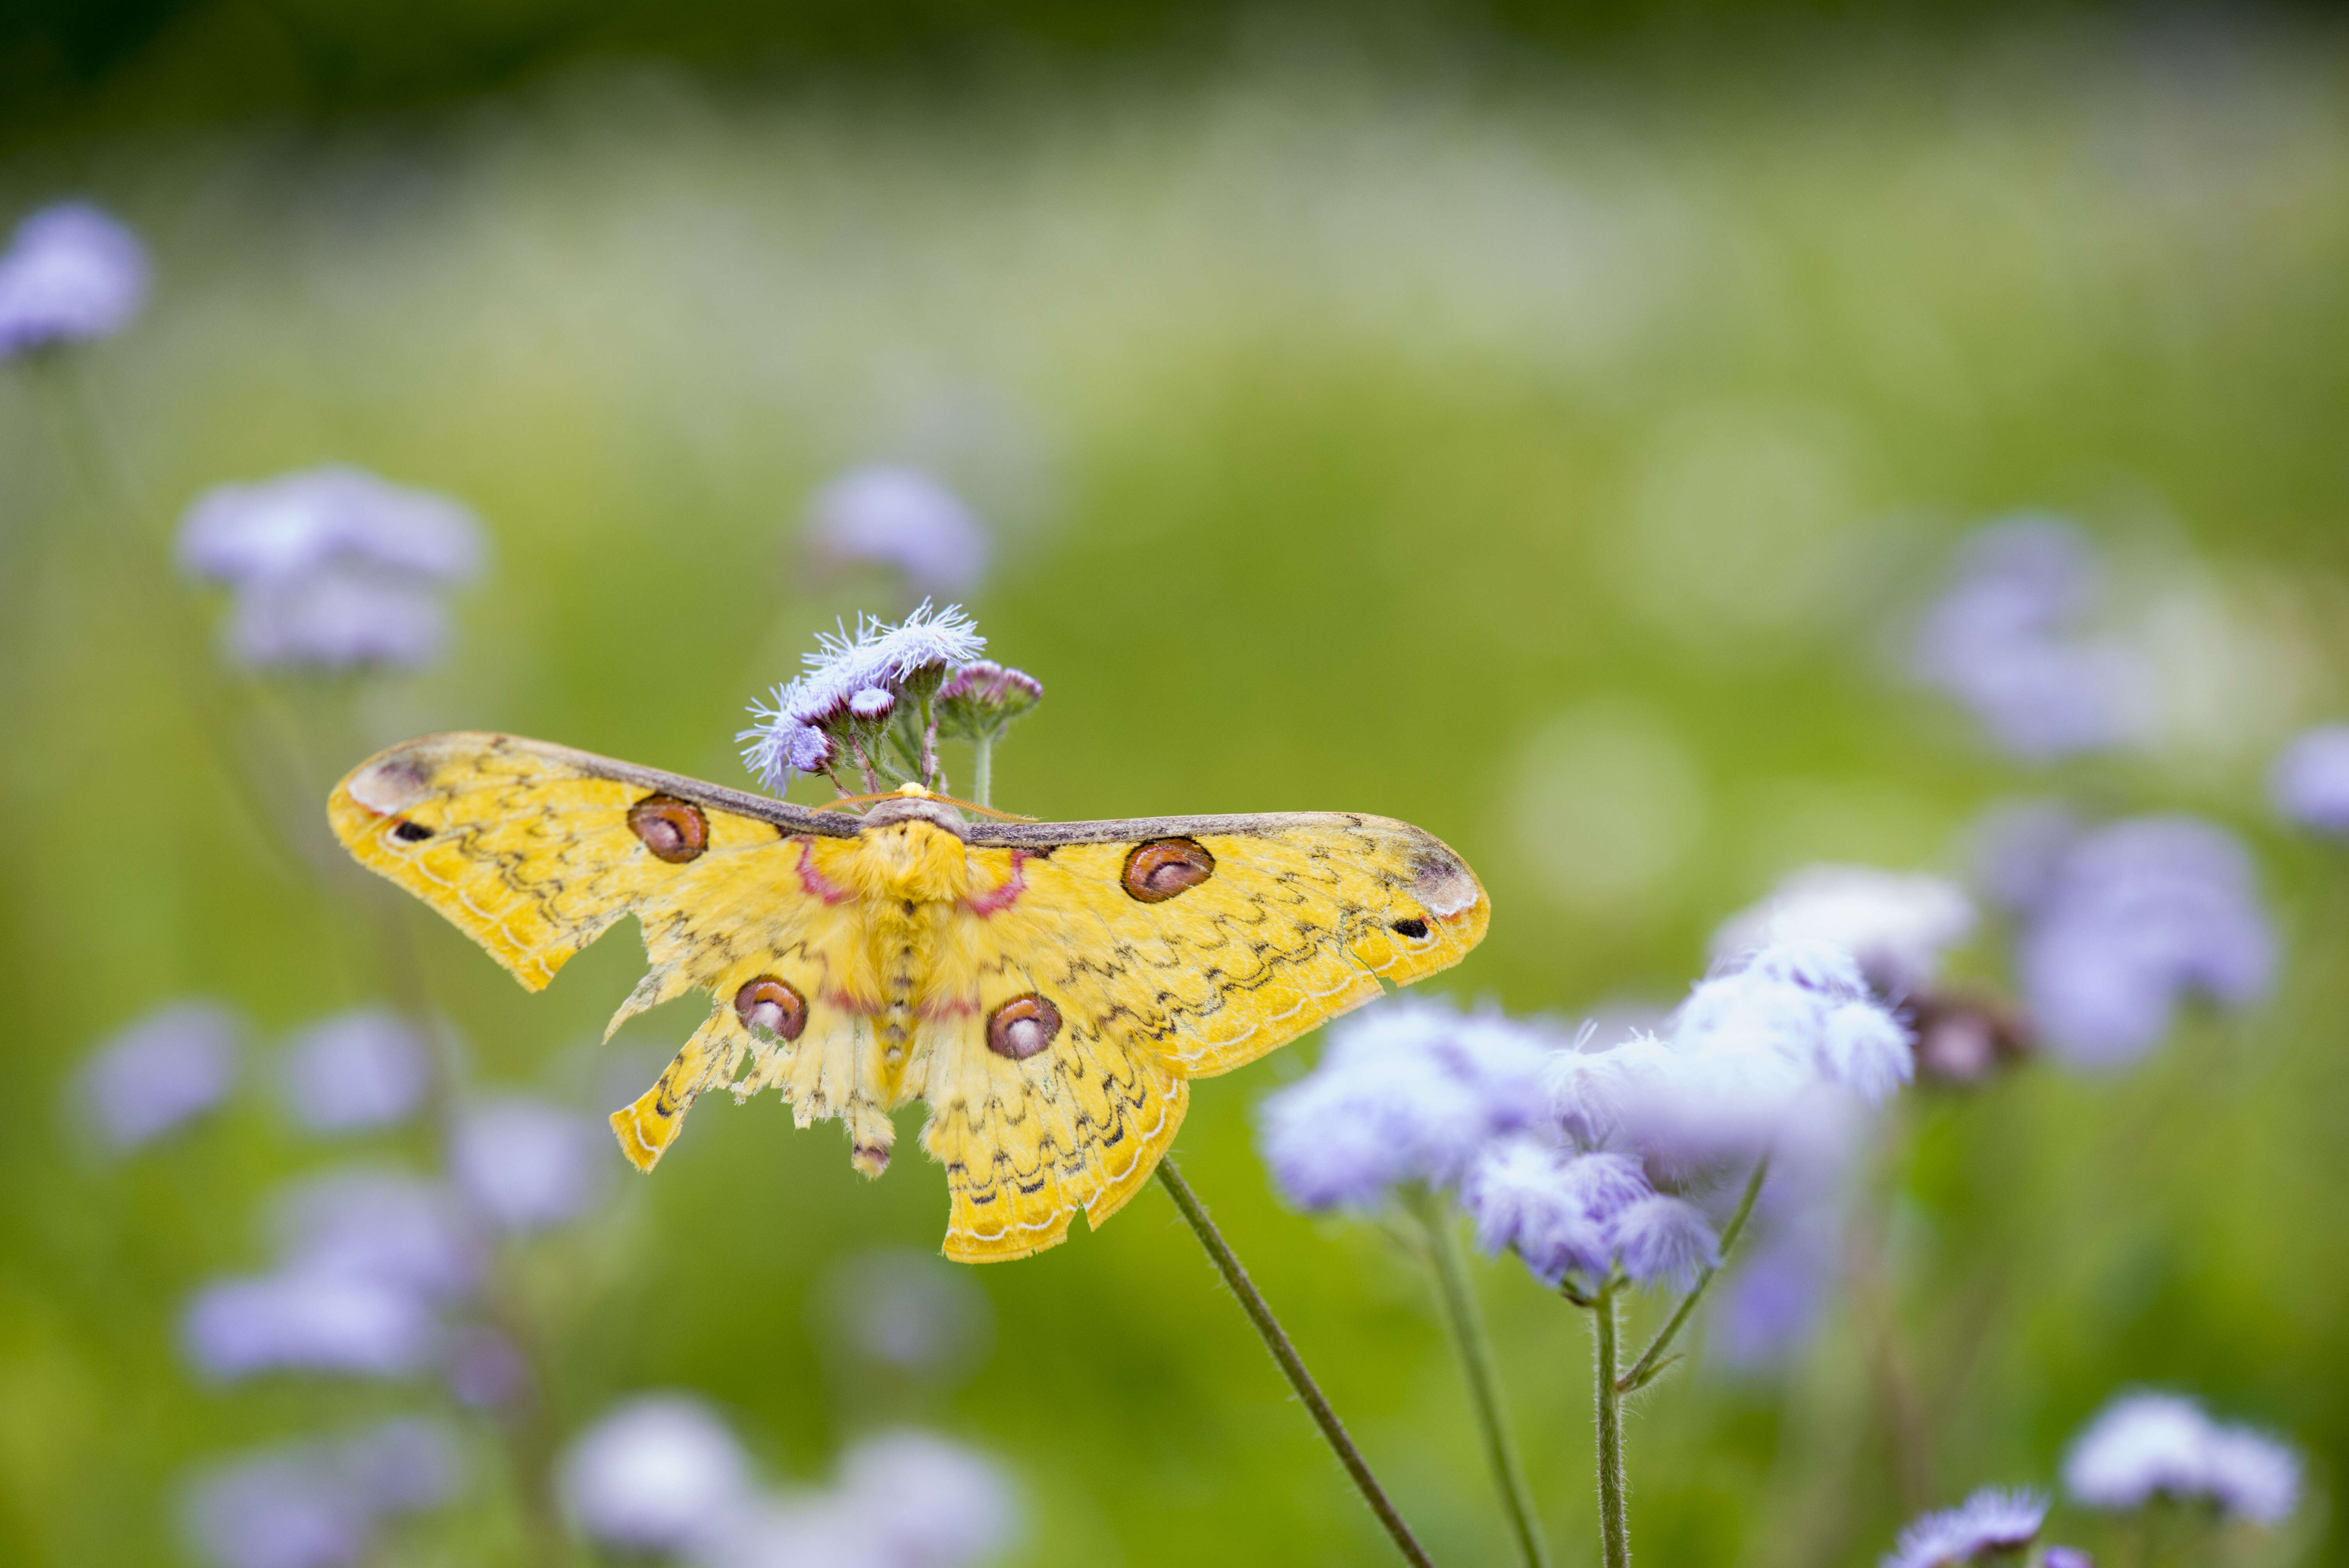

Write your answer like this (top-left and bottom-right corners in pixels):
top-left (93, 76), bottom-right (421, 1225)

top-left (1913, 515), bottom-right (2150, 761)
top-left (273, 1169), bottom-right (481, 1303)
top-left (182, 1448), bottom-right (367, 1568)
top-left (1713, 865), bottom-right (1977, 996)
top-left (560, 1394), bottom-right (755, 1555)
top-left (0, 201), bottom-right (149, 357)
top-left (740, 602), bottom-right (987, 791)
top-left (442, 1324), bottom-right (531, 1410)
top-left (1709, 1218), bottom-right (1838, 1368)
top-left (177, 465), bottom-right (486, 673)
top-left (75, 999), bottom-right (242, 1152)
top-left (1880, 1488), bottom-right (2046, 1568)
top-left (1968, 799), bottom-right (2086, 912)
top-left (814, 1248), bottom-right (995, 1385)
top-left (834, 1430), bottom-right (1021, 1568)
top-left (691, 1492), bottom-right (878, 1568)
top-left (448, 1097), bottom-right (610, 1234)
top-left (807, 465), bottom-right (989, 598)
top-left (2001, 816), bottom-right (2273, 1067)
top-left (334, 1417), bottom-right (463, 1516)
top-left (2063, 1392), bottom-right (2300, 1525)
top-left (2271, 723), bottom-right (2349, 835)
top-left (1257, 997), bottom-right (1556, 1210)
top-left (182, 1270), bottom-right (442, 1381)
top-left (180, 1421), bottom-right (460, 1568)
top-left (278, 1008), bottom-right (433, 1135)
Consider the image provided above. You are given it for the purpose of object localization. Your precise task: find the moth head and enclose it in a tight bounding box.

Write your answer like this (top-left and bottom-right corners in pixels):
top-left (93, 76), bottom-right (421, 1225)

top-left (855, 796), bottom-right (973, 901)
top-left (858, 795), bottom-right (968, 837)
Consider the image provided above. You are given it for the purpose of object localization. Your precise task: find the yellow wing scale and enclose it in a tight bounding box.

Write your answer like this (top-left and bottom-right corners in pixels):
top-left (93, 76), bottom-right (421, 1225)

top-left (328, 732), bottom-right (1490, 1263)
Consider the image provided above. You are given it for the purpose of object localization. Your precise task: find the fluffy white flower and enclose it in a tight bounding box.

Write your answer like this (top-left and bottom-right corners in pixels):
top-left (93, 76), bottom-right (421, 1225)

top-left (2064, 1391), bottom-right (2300, 1525)
top-left (1713, 865), bottom-right (1977, 994)
top-left (560, 1395), bottom-right (754, 1554)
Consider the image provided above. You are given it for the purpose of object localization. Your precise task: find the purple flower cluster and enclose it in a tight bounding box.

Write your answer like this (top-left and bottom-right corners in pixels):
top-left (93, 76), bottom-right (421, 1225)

top-left (2063, 1392), bottom-right (2301, 1525)
top-left (1459, 1142), bottom-right (1718, 1288)
top-left (182, 1418), bottom-right (461, 1568)
top-left (935, 660), bottom-right (1044, 748)
top-left (559, 1397), bottom-right (1021, 1568)
top-left (739, 602), bottom-right (988, 790)
top-left (0, 202), bottom-right (148, 358)
top-left (807, 465), bottom-right (989, 598)
top-left (1980, 811), bottom-right (2274, 1068)
top-left (1880, 1488), bottom-right (2047, 1568)
top-left (1261, 949), bottom-right (1910, 1294)
top-left (74, 999), bottom-right (242, 1151)
top-left (2271, 723), bottom-right (2349, 835)
top-left (1914, 516), bottom-right (2149, 762)
top-left (177, 465), bottom-right (486, 673)
top-left (1257, 998), bottom-right (1555, 1210)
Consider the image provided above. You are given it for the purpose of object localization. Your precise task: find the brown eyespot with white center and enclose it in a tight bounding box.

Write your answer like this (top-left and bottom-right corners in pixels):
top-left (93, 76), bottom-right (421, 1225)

top-left (733, 977), bottom-right (807, 1041)
top-left (1121, 837), bottom-right (1215, 903)
top-left (628, 795), bottom-right (708, 863)
top-left (986, 995), bottom-right (1061, 1060)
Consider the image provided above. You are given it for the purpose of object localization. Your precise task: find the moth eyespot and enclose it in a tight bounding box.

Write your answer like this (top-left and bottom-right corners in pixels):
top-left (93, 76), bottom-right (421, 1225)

top-left (1121, 838), bottom-right (1216, 903)
top-left (628, 795), bottom-right (709, 863)
top-left (986, 994), bottom-right (1061, 1060)
top-left (733, 976), bottom-right (807, 1041)
top-left (1390, 917), bottom-right (1429, 939)
top-left (390, 820), bottom-right (435, 843)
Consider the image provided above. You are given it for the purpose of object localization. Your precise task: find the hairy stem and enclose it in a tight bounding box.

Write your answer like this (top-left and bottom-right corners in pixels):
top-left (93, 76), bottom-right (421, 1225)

top-left (1403, 1188), bottom-right (1551, 1568)
top-left (1595, 1281), bottom-right (1630, 1568)
top-left (972, 733), bottom-right (994, 808)
top-left (1154, 1159), bottom-right (1437, 1568)
top-left (1619, 1157), bottom-right (1770, 1393)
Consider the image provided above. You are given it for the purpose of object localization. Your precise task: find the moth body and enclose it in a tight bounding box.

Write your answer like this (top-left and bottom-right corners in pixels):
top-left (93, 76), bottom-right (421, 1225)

top-left (328, 731), bottom-right (1492, 1261)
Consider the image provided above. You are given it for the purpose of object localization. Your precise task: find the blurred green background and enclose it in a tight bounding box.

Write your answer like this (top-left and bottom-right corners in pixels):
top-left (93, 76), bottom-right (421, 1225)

top-left (5, 2), bottom-right (2349, 1564)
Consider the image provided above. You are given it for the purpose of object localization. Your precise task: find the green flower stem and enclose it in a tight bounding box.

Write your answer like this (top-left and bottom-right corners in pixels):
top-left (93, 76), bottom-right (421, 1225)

top-left (972, 733), bottom-right (994, 808)
top-left (27, 362), bottom-right (298, 880)
top-left (1401, 1187), bottom-right (1552, 1568)
top-left (1618, 1157), bottom-right (1770, 1394)
top-left (1153, 1158), bottom-right (1438, 1568)
top-left (1594, 1281), bottom-right (1630, 1568)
